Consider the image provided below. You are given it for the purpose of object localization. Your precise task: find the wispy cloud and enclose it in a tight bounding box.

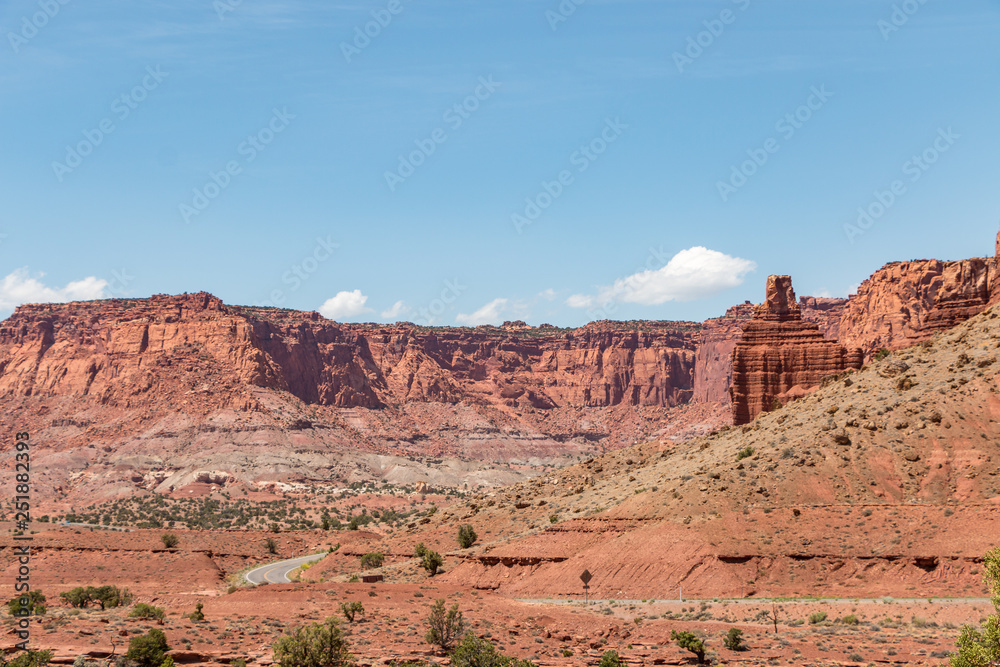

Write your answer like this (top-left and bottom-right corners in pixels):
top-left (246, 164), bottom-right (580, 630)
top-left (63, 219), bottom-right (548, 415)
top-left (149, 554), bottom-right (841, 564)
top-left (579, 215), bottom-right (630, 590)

top-left (318, 289), bottom-right (373, 320)
top-left (0, 268), bottom-right (108, 312)
top-left (455, 297), bottom-right (510, 326)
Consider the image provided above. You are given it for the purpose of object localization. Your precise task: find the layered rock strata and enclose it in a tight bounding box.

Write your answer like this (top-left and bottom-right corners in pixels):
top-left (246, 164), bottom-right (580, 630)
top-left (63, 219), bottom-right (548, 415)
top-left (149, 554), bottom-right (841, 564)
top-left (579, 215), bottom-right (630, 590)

top-left (730, 276), bottom-right (862, 425)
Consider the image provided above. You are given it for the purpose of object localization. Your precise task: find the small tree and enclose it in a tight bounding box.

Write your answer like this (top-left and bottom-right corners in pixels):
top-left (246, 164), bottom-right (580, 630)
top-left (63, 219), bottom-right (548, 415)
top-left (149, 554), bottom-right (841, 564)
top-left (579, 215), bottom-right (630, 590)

top-left (951, 546), bottom-right (1000, 667)
top-left (91, 585), bottom-right (132, 610)
top-left (421, 550), bottom-right (444, 576)
top-left (723, 627), bottom-right (747, 651)
top-left (424, 599), bottom-right (465, 652)
top-left (160, 533), bottom-right (179, 549)
top-left (125, 628), bottom-right (169, 667)
top-left (7, 591), bottom-right (46, 616)
top-left (59, 587), bottom-right (92, 608)
top-left (670, 630), bottom-right (706, 664)
top-left (189, 601), bottom-right (205, 622)
top-left (272, 617), bottom-right (354, 667)
top-left (340, 601), bottom-right (364, 623)
top-left (450, 632), bottom-right (503, 667)
top-left (129, 603), bottom-right (166, 621)
top-left (360, 552), bottom-right (384, 569)
top-left (2, 650), bottom-right (53, 667)
top-left (265, 538), bottom-right (278, 554)
top-left (457, 524), bottom-right (477, 549)
top-left (598, 650), bottom-right (623, 667)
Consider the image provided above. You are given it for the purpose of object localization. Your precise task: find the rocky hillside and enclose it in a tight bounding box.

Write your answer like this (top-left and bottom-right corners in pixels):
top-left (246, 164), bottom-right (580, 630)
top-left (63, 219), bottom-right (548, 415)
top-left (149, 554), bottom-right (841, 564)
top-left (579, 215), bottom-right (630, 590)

top-left (368, 302), bottom-right (1000, 599)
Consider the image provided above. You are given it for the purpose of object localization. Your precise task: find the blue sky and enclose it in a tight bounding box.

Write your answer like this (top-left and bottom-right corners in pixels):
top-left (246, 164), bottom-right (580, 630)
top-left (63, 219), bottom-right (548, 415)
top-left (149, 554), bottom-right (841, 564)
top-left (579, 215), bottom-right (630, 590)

top-left (1, 0), bottom-right (998, 326)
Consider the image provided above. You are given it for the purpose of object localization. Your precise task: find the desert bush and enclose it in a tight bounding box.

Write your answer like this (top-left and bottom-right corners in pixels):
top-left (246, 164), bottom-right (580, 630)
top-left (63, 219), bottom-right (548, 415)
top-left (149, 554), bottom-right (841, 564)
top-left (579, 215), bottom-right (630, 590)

top-left (272, 617), bottom-right (354, 667)
top-left (670, 630), bottom-right (706, 664)
top-left (125, 628), bottom-right (169, 667)
top-left (360, 552), bottom-right (384, 569)
top-left (160, 533), bottom-right (179, 548)
top-left (736, 446), bottom-right (754, 462)
top-left (265, 538), bottom-right (278, 554)
top-left (3, 650), bottom-right (53, 667)
top-left (422, 550), bottom-right (444, 576)
top-left (189, 602), bottom-right (205, 622)
top-left (808, 611), bottom-right (828, 624)
top-left (340, 601), bottom-right (364, 623)
top-left (950, 547), bottom-right (1000, 666)
top-left (598, 650), bottom-right (623, 667)
top-left (875, 348), bottom-right (891, 361)
top-left (129, 603), bottom-right (166, 621)
top-left (457, 524), bottom-right (477, 549)
top-left (841, 614), bottom-right (859, 625)
top-left (231, 659), bottom-right (246, 667)
top-left (450, 632), bottom-right (504, 667)
top-left (414, 543), bottom-right (429, 558)
top-left (91, 585), bottom-right (132, 610)
top-left (723, 627), bottom-right (747, 651)
top-left (424, 599), bottom-right (465, 651)
top-left (7, 591), bottom-right (46, 616)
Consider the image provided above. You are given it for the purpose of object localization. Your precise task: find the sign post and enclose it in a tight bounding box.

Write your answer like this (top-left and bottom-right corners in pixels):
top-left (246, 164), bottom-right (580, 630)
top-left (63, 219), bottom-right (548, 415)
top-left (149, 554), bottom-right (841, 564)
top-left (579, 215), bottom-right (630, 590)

top-left (580, 569), bottom-right (592, 605)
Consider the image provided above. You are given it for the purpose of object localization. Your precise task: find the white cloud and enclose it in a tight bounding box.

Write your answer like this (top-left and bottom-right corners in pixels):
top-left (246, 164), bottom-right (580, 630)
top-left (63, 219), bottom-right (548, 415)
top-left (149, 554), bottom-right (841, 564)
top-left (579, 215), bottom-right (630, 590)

top-left (318, 289), bottom-right (374, 321)
top-left (380, 300), bottom-right (412, 320)
top-left (0, 268), bottom-right (108, 312)
top-left (455, 298), bottom-right (509, 326)
top-left (567, 247), bottom-right (756, 309)
top-left (537, 288), bottom-right (556, 301)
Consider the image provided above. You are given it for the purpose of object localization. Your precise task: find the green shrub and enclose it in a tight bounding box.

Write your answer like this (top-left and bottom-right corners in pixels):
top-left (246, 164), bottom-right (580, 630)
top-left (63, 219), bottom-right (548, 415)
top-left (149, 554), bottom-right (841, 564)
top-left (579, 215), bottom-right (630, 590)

top-left (414, 543), bottom-right (429, 558)
top-left (231, 659), bottom-right (247, 667)
top-left (360, 552), bottom-right (384, 569)
top-left (723, 627), bottom-right (747, 650)
top-left (457, 524), bottom-right (477, 549)
top-left (598, 650), bottom-right (623, 667)
top-left (809, 611), bottom-right (828, 625)
top-left (189, 602), bottom-right (205, 622)
top-left (160, 533), bottom-right (179, 548)
top-left (265, 538), bottom-right (278, 554)
top-left (129, 603), bottom-right (166, 621)
top-left (7, 591), bottom-right (46, 616)
top-left (875, 348), bottom-right (891, 361)
top-left (422, 550), bottom-right (444, 576)
top-left (340, 601), bottom-right (364, 623)
top-left (424, 599), bottom-right (465, 652)
top-left (670, 630), bottom-right (706, 664)
top-left (841, 614), bottom-right (859, 625)
top-left (347, 575), bottom-right (359, 583)
top-left (736, 446), bottom-right (754, 462)
top-left (450, 632), bottom-right (504, 667)
top-left (60, 585), bottom-right (132, 610)
top-left (4, 650), bottom-right (53, 667)
top-left (272, 617), bottom-right (354, 667)
top-left (125, 628), bottom-right (169, 667)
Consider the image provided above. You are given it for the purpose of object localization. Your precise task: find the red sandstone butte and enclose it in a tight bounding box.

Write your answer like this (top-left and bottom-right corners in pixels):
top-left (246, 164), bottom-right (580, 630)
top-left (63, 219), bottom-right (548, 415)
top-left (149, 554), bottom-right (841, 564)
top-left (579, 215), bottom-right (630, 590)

top-left (730, 275), bottom-right (862, 425)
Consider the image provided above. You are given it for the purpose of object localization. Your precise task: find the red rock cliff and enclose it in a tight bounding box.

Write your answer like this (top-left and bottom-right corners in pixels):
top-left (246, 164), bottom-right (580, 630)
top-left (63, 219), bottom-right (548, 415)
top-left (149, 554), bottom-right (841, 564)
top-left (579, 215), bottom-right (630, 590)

top-left (730, 276), bottom-right (862, 425)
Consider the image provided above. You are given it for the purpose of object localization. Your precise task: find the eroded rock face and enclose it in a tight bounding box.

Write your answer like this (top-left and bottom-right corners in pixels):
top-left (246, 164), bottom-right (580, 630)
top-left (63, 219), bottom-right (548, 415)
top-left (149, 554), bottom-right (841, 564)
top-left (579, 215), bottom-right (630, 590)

top-left (730, 276), bottom-right (863, 425)
top-left (839, 257), bottom-right (999, 359)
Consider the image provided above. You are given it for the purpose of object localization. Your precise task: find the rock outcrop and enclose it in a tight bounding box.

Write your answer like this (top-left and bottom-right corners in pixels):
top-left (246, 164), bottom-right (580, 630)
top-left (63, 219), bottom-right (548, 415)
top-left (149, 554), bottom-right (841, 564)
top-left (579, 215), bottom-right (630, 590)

top-left (730, 276), bottom-right (862, 425)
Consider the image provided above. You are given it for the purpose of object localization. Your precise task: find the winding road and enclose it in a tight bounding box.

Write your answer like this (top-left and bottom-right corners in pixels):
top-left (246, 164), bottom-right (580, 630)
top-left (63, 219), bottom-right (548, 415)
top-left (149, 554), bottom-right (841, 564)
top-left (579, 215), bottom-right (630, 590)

top-left (244, 552), bottom-right (328, 585)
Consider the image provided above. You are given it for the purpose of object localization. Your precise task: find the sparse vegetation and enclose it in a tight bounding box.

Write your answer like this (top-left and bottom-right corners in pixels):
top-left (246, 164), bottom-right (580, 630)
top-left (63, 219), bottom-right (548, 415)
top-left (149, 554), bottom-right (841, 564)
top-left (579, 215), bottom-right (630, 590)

top-left (125, 628), bottom-right (170, 667)
top-left (340, 601), bottom-right (364, 623)
top-left (421, 549), bottom-right (444, 576)
top-left (129, 603), bottom-right (166, 621)
top-left (875, 348), bottom-right (891, 361)
top-left (598, 650), bottom-right (623, 667)
top-left (160, 533), bottom-right (179, 548)
top-left (670, 631), bottom-right (706, 664)
top-left (60, 585), bottom-right (132, 610)
top-left (736, 446), bottom-right (754, 462)
top-left (809, 611), bottom-right (828, 625)
top-left (7, 591), bottom-right (46, 616)
top-left (360, 552), bottom-right (384, 569)
top-left (951, 546), bottom-right (1000, 666)
top-left (272, 617), bottom-right (354, 667)
top-left (723, 627), bottom-right (747, 651)
top-left (424, 599), bottom-right (465, 652)
top-left (457, 524), bottom-right (477, 549)
top-left (2, 650), bottom-right (53, 667)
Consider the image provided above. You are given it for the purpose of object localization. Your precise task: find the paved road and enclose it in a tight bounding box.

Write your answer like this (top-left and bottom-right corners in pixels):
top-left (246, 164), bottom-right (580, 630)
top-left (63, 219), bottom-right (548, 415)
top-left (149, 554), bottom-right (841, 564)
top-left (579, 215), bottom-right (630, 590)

top-left (244, 553), bottom-right (328, 585)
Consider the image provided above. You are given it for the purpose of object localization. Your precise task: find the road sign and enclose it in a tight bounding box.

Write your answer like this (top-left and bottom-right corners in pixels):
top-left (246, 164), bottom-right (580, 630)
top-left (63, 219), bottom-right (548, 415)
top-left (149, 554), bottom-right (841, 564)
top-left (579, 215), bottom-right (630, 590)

top-left (580, 569), bottom-right (592, 585)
